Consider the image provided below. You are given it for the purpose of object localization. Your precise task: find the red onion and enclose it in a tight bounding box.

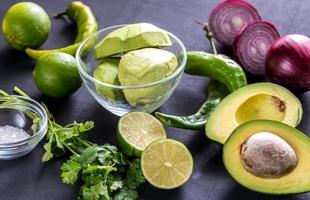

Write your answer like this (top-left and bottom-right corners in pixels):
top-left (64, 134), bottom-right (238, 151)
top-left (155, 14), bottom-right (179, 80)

top-left (266, 34), bottom-right (310, 92)
top-left (234, 21), bottom-right (280, 75)
top-left (208, 0), bottom-right (261, 47)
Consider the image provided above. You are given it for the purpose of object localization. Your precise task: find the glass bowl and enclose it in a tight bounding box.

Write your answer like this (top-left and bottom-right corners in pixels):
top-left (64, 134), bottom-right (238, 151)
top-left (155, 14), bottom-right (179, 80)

top-left (0, 95), bottom-right (48, 160)
top-left (76, 24), bottom-right (187, 116)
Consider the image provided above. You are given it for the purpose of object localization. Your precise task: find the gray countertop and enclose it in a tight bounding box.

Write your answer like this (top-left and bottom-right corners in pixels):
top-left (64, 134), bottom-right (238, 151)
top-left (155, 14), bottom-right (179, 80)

top-left (0, 0), bottom-right (309, 199)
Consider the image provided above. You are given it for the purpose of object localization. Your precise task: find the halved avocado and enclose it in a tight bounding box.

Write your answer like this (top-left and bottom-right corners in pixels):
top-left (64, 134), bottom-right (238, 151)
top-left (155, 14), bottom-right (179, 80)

top-left (206, 83), bottom-right (302, 144)
top-left (223, 120), bottom-right (310, 194)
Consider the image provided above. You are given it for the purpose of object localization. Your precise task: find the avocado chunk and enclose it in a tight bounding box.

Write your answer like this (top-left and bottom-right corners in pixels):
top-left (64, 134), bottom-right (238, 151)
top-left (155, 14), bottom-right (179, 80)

top-left (118, 48), bottom-right (178, 106)
top-left (206, 82), bottom-right (303, 144)
top-left (93, 58), bottom-right (125, 102)
top-left (223, 120), bottom-right (310, 194)
top-left (94, 23), bottom-right (172, 59)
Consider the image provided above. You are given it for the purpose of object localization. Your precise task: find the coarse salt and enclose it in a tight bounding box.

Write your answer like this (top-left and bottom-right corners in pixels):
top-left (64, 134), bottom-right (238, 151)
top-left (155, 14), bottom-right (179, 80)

top-left (0, 125), bottom-right (30, 144)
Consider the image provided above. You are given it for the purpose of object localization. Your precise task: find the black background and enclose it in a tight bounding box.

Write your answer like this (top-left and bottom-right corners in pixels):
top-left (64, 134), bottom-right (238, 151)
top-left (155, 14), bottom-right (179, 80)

top-left (0, 0), bottom-right (310, 199)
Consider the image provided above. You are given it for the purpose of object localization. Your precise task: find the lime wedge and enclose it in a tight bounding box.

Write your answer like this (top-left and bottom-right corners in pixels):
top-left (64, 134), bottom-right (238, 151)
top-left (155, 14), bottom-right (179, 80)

top-left (117, 112), bottom-right (166, 156)
top-left (141, 139), bottom-right (193, 189)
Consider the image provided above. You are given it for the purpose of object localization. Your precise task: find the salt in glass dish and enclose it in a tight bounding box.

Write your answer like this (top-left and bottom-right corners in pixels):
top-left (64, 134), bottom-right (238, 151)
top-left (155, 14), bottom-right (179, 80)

top-left (0, 95), bottom-right (48, 160)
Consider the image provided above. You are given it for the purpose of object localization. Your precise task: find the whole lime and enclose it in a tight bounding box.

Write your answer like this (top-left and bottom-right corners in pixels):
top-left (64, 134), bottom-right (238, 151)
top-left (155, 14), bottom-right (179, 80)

top-left (33, 52), bottom-right (82, 97)
top-left (2, 2), bottom-right (51, 50)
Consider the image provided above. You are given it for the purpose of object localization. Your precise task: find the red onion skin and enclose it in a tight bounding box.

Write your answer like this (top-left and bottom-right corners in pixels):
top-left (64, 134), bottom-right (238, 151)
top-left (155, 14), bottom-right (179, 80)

top-left (233, 21), bottom-right (280, 76)
top-left (208, 0), bottom-right (261, 47)
top-left (266, 34), bottom-right (310, 92)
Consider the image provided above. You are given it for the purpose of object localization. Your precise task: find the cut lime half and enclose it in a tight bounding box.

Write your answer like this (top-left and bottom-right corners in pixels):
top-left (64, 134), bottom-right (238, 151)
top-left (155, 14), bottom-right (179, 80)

top-left (141, 139), bottom-right (193, 189)
top-left (117, 112), bottom-right (166, 156)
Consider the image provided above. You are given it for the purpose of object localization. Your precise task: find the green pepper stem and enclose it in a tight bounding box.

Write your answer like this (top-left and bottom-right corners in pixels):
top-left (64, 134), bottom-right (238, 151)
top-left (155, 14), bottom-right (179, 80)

top-left (202, 23), bottom-right (218, 55)
top-left (193, 20), bottom-right (218, 55)
top-left (53, 12), bottom-right (67, 18)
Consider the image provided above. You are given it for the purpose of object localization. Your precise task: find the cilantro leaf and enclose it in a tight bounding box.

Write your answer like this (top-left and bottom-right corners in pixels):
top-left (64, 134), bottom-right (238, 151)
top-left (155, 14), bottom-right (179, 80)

top-left (97, 145), bottom-right (128, 166)
top-left (125, 159), bottom-right (145, 189)
top-left (80, 181), bottom-right (110, 200)
top-left (112, 152), bottom-right (128, 165)
top-left (61, 157), bottom-right (82, 185)
top-left (78, 121), bottom-right (94, 132)
top-left (97, 150), bottom-right (113, 166)
top-left (109, 180), bottom-right (123, 191)
top-left (113, 188), bottom-right (138, 200)
top-left (42, 142), bottom-right (53, 162)
top-left (41, 119), bottom-right (95, 162)
top-left (31, 117), bottom-right (40, 133)
top-left (78, 146), bottom-right (98, 166)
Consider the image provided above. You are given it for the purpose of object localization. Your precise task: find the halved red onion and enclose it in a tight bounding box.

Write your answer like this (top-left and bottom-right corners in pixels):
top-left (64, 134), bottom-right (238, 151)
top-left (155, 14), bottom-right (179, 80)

top-left (208, 0), bottom-right (261, 47)
top-left (233, 21), bottom-right (280, 75)
top-left (266, 34), bottom-right (310, 92)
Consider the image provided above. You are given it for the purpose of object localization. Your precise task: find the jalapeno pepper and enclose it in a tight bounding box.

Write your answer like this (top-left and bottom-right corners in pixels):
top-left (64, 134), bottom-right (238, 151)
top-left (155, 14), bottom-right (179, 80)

top-left (184, 52), bottom-right (246, 92)
top-left (155, 23), bottom-right (247, 130)
top-left (25, 1), bottom-right (98, 60)
top-left (155, 80), bottom-right (228, 130)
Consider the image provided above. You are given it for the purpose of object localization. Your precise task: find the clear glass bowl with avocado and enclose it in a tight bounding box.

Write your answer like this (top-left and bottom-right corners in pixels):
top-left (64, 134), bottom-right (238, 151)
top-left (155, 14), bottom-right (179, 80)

top-left (76, 23), bottom-right (187, 116)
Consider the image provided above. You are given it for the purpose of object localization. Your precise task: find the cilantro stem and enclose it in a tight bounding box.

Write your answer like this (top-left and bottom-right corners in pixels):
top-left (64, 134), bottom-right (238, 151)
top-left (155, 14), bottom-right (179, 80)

top-left (0, 90), bottom-right (9, 96)
top-left (13, 86), bottom-right (29, 97)
top-left (63, 143), bottom-right (80, 156)
top-left (76, 137), bottom-right (93, 147)
top-left (83, 165), bottom-right (117, 174)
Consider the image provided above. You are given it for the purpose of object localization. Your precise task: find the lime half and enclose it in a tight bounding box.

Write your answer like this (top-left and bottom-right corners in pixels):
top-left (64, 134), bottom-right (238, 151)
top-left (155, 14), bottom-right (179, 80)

top-left (141, 139), bottom-right (193, 189)
top-left (117, 112), bottom-right (166, 156)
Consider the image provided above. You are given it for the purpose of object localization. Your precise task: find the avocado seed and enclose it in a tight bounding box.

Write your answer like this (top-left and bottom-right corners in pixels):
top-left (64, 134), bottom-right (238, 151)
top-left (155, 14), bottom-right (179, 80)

top-left (240, 132), bottom-right (297, 178)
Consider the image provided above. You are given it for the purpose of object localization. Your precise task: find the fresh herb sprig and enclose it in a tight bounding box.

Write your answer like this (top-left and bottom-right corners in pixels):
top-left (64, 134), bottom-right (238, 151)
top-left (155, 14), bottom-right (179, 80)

top-left (0, 88), bottom-right (41, 132)
top-left (8, 87), bottom-right (145, 200)
top-left (62, 146), bottom-right (144, 200)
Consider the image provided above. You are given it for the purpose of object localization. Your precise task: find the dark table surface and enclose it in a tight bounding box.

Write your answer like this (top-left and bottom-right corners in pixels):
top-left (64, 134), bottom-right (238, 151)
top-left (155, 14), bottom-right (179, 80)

top-left (0, 0), bottom-right (310, 199)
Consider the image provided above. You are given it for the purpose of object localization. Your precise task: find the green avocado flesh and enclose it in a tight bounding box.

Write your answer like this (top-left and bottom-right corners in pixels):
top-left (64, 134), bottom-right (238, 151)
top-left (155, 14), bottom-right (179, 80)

top-left (94, 23), bottom-right (172, 59)
top-left (223, 120), bottom-right (310, 194)
top-left (206, 82), bottom-right (302, 144)
top-left (118, 48), bottom-right (178, 106)
top-left (93, 58), bottom-right (125, 101)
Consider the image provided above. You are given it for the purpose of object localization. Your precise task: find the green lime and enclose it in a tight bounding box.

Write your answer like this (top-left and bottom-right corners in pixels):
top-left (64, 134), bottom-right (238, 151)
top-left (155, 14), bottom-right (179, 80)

top-left (32, 52), bottom-right (82, 97)
top-left (2, 2), bottom-right (51, 50)
top-left (117, 112), bottom-right (166, 156)
top-left (141, 139), bottom-right (193, 189)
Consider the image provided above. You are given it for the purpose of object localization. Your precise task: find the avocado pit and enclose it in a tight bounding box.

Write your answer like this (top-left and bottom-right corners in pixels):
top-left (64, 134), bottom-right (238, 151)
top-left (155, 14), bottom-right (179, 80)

top-left (240, 132), bottom-right (297, 178)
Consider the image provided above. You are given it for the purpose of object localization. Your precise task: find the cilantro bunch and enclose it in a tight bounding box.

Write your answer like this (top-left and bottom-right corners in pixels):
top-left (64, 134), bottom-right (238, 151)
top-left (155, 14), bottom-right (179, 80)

top-left (11, 87), bottom-right (145, 200)
top-left (61, 145), bottom-right (144, 200)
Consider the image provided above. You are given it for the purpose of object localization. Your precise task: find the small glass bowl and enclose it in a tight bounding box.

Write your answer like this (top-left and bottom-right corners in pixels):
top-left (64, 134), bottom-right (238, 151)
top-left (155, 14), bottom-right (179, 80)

top-left (0, 95), bottom-right (48, 160)
top-left (76, 24), bottom-right (187, 116)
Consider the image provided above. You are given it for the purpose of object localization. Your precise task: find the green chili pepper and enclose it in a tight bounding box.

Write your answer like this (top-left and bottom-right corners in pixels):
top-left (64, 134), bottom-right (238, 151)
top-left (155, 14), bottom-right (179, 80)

top-left (25, 1), bottom-right (98, 60)
top-left (184, 52), bottom-right (246, 92)
top-left (155, 23), bottom-right (247, 130)
top-left (155, 80), bottom-right (228, 130)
